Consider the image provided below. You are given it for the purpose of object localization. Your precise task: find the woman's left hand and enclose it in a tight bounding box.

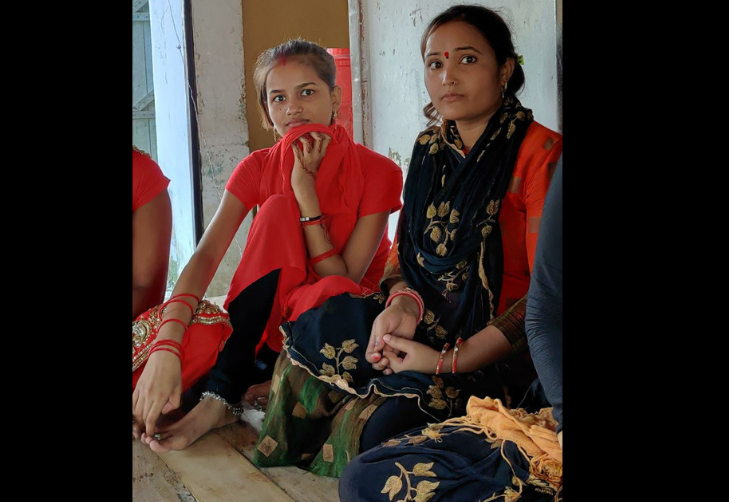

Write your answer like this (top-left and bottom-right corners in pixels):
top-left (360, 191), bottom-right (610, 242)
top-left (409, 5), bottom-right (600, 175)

top-left (291, 131), bottom-right (331, 194)
top-left (380, 334), bottom-right (440, 374)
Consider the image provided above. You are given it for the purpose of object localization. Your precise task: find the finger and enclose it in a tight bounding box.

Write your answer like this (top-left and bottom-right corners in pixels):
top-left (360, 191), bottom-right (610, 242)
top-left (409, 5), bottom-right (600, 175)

top-left (298, 136), bottom-right (311, 153)
top-left (372, 357), bottom-right (390, 371)
top-left (320, 134), bottom-right (332, 158)
top-left (145, 400), bottom-right (165, 438)
top-left (161, 389), bottom-right (182, 415)
top-left (291, 143), bottom-right (303, 163)
top-left (383, 368), bottom-right (394, 376)
top-left (382, 334), bottom-right (413, 352)
top-left (310, 131), bottom-right (323, 152)
top-left (383, 349), bottom-right (404, 372)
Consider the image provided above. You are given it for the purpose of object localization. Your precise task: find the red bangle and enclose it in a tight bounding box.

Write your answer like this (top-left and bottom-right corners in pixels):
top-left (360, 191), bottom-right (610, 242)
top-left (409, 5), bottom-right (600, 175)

top-left (157, 318), bottom-right (189, 337)
top-left (149, 346), bottom-right (182, 362)
top-left (309, 248), bottom-right (338, 267)
top-left (169, 293), bottom-right (201, 303)
top-left (153, 339), bottom-right (183, 352)
top-left (301, 219), bottom-right (323, 227)
top-left (452, 337), bottom-right (463, 374)
top-left (385, 288), bottom-right (424, 323)
top-left (435, 342), bottom-right (450, 375)
top-left (161, 298), bottom-right (194, 317)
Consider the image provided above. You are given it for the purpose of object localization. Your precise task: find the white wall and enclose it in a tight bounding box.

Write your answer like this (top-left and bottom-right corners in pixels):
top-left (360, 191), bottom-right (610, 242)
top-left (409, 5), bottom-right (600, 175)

top-left (190, 0), bottom-right (252, 297)
top-left (353, 0), bottom-right (559, 239)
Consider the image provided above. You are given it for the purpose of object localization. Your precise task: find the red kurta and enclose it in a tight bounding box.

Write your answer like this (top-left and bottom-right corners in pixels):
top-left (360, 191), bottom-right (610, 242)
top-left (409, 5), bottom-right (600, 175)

top-left (224, 123), bottom-right (403, 352)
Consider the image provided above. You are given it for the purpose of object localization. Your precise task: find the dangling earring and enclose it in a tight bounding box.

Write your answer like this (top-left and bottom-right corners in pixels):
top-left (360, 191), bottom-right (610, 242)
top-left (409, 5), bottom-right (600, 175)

top-left (331, 109), bottom-right (339, 124)
top-left (501, 81), bottom-right (508, 99)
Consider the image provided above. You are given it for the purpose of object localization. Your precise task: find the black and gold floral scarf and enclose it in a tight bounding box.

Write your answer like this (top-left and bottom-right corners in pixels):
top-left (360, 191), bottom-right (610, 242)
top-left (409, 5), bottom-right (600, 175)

top-left (400, 96), bottom-right (534, 346)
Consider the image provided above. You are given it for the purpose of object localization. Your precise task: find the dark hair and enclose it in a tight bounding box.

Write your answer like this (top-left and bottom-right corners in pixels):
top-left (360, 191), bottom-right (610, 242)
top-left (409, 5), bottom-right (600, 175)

top-left (420, 5), bottom-right (525, 126)
top-left (253, 38), bottom-right (337, 130)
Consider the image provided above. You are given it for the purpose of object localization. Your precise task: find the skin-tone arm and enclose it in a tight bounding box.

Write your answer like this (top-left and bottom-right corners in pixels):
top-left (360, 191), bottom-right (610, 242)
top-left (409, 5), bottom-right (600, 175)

top-left (292, 131), bottom-right (390, 283)
top-left (132, 189), bottom-right (172, 321)
top-left (132, 191), bottom-right (250, 437)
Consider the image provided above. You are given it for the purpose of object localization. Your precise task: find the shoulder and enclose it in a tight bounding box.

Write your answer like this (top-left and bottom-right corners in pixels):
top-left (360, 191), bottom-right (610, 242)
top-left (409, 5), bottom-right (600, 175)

top-left (355, 144), bottom-right (402, 175)
top-left (519, 122), bottom-right (562, 156)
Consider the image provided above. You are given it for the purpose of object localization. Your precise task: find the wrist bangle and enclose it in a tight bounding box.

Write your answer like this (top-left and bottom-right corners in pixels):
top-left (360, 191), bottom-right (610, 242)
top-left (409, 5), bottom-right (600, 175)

top-left (452, 337), bottom-right (463, 374)
top-left (309, 248), bottom-right (339, 267)
top-left (435, 342), bottom-right (450, 375)
top-left (299, 214), bottom-right (323, 223)
top-left (385, 287), bottom-right (424, 323)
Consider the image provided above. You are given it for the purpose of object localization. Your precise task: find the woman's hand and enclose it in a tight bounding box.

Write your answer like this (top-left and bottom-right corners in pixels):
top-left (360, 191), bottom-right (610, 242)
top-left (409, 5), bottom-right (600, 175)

top-left (380, 334), bottom-right (440, 374)
top-left (366, 297), bottom-right (420, 374)
top-left (132, 351), bottom-right (182, 439)
top-left (291, 131), bottom-right (331, 196)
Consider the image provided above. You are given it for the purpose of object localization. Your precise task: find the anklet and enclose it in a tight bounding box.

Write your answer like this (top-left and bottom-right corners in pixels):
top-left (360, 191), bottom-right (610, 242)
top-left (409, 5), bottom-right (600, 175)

top-left (201, 391), bottom-right (243, 417)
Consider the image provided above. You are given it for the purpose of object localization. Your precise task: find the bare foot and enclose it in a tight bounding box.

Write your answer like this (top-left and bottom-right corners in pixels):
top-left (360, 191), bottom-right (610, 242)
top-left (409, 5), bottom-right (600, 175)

top-left (142, 396), bottom-right (239, 453)
top-left (133, 409), bottom-right (184, 440)
top-left (244, 380), bottom-right (271, 410)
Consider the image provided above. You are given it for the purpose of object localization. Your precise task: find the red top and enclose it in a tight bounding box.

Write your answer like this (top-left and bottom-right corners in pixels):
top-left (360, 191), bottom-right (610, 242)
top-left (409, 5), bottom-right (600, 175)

top-left (224, 123), bottom-right (403, 351)
top-left (132, 147), bottom-right (169, 211)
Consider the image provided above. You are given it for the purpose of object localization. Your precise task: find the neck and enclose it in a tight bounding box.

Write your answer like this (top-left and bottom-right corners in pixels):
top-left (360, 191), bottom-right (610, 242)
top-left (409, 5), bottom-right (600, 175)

top-left (453, 103), bottom-right (501, 150)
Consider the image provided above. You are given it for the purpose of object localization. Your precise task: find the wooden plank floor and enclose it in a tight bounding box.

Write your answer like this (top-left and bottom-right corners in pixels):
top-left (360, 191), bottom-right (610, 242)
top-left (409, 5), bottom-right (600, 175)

top-left (133, 296), bottom-right (340, 502)
top-left (133, 411), bottom-right (340, 502)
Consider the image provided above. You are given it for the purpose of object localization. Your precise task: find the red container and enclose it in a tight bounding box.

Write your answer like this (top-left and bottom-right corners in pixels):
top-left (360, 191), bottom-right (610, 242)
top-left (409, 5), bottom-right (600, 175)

top-left (327, 48), bottom-right (353, 140)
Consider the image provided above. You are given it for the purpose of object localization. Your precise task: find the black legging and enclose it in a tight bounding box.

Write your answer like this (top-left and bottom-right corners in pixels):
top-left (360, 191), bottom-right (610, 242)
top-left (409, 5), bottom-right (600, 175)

top-left (359, 396), bottom-right (435, 452)
top-left (204, 269), bottom-right (281, 404)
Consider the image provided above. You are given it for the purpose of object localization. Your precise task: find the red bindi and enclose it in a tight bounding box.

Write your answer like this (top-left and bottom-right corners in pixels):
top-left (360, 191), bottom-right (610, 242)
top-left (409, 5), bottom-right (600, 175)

top-left (444, 51), bottom-right (449, 59)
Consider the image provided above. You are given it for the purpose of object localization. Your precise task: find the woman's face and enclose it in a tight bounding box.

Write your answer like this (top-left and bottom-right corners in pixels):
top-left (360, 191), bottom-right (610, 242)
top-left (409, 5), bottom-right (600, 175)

top-left (424, 21), bottom-right (511, 126)
top-left (265, 59), bottom-right (341, 137)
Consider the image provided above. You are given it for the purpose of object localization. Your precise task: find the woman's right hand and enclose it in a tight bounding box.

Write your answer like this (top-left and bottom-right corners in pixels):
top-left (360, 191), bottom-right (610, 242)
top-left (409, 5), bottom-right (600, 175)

top-left (132, 350), bottom-right (182, 439)
top-left (366, 296), bottom-right (420, 374)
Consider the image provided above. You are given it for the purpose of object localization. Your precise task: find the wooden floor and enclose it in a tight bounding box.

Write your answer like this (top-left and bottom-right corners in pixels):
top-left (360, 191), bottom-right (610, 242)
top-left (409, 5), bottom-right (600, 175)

top-left (132, 409), bottom-right (340, 502)
top-left (134, 295), bottom-right (340, 501)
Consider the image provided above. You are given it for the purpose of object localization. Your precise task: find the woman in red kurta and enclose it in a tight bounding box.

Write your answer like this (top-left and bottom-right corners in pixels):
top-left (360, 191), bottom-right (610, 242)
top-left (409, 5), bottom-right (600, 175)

top-left (132, 147), bottom-right (171, 320)
top-left (132, 39), bottom-right (403, 453)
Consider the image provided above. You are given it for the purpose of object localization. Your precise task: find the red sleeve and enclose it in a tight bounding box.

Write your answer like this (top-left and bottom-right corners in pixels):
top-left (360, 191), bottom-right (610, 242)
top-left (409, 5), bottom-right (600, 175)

top-left (224, 149), bottom-right (267, 210)
top-left (356, 146), bottom-right (404, 217)
top-left (133, 150), bottom-right (170, 211)
top-left (519, 124), bottom-right (563, 272)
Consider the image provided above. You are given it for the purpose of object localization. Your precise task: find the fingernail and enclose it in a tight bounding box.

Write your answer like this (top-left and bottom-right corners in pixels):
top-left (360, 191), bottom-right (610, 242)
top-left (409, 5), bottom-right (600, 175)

top-left (383, 334), bottom-right (391, 343)
top-left (373, 353), bottom-right (380, 361)
top-left (374, 339), bottom-right (379, 348)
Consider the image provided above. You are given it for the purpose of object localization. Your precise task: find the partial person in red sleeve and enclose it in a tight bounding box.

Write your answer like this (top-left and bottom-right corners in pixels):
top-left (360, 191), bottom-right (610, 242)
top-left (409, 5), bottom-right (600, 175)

top-left (132, 146), bottom-right (172, 320)
top-left (132, 39), bottom-right (403, 452)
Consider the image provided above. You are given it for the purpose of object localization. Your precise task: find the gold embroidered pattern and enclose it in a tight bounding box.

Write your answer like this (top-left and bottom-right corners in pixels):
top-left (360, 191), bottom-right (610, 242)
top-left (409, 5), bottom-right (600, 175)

top-left (426, 376), bottom-right (463, 416)
top-left (380, 462), bottom-right (439, 501)
top-left (423, 309), bottom-right (448, 340)
top-left (317, 339), bottom-right (359, 386)
top-left (132, 300), bottom-right (232, 372)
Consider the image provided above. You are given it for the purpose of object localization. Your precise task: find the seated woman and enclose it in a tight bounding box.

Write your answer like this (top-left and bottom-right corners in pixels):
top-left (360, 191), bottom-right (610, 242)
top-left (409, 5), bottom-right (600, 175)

top-left (252, 4), bottom-right (562, 480)
top-left (337, 155), bottom-right (564, 502)
top-left (132, 38), bottom-right (403, 451)
top-left (132, 146), bottom-right (172, 320)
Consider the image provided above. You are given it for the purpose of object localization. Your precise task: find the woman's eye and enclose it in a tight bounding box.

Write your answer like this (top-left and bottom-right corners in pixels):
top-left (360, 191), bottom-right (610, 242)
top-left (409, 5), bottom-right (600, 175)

top-left (272, 95), bottom-right (285, 103)
top-left (301, 89), bottom-right (314, 97)
top-left (428, 60), bottom-right (442, 70)
top-left (460, 55), bottom-right (476, 64)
